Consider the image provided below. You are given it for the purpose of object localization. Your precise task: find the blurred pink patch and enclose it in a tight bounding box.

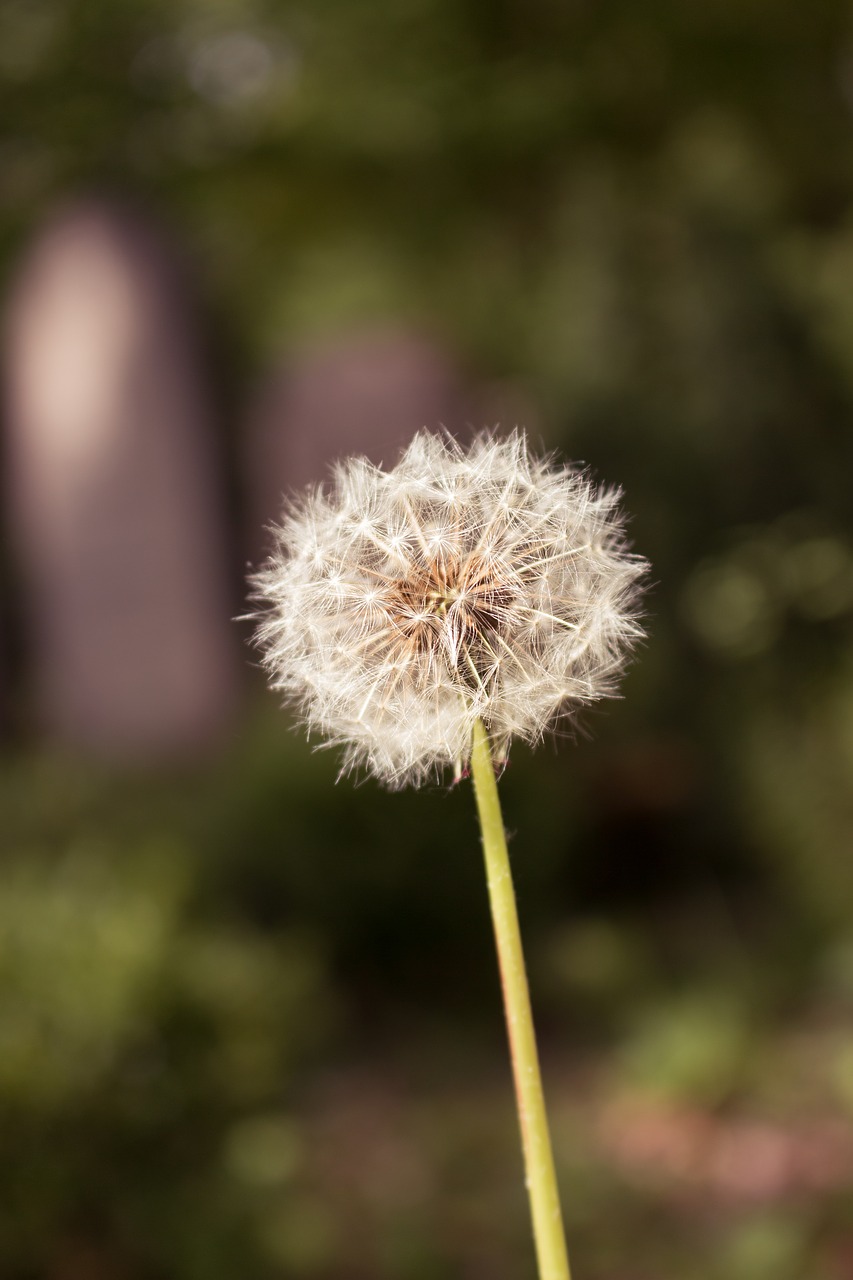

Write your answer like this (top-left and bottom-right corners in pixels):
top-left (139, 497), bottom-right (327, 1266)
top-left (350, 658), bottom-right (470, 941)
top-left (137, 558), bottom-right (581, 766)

top-left (598, 1095), bottom-right (853, 1205)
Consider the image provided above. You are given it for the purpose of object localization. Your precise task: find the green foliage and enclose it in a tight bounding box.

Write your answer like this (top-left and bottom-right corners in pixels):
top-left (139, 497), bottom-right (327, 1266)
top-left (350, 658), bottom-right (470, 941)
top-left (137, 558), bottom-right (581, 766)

top-left (0, 837), bottom-right (186, 1107)
top-left (0, 769), bottom-right (332, 1279)
top-left (618, 990), bottom-right (751, 1104)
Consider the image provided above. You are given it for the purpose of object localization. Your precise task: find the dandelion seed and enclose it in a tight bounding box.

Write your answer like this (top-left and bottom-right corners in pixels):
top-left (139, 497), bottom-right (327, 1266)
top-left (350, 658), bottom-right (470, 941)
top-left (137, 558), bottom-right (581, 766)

top-left (252, 430), bottom-right (646, 787)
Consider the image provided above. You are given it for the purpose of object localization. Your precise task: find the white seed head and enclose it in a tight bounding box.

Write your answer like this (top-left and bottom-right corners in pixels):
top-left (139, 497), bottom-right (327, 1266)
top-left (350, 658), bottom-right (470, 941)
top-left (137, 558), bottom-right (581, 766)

top-left (252, 431), bottom-right (647, 788)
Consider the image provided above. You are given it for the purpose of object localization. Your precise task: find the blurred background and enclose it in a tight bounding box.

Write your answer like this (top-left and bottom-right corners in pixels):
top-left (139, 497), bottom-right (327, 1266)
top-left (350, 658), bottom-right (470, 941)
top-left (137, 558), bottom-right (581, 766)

top-left (2, 1), bottom-right (853, 1277)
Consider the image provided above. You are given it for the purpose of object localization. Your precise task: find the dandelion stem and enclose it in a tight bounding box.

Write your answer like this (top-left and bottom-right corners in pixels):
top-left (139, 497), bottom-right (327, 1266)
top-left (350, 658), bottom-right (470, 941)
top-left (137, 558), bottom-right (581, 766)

top-left (470, 718), bottom-right (572, 1280)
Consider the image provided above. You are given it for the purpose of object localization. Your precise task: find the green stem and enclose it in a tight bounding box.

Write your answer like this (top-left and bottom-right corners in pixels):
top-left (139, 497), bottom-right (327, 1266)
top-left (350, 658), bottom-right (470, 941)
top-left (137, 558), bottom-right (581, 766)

top-left (469, 718), bottom-right (572, 1280)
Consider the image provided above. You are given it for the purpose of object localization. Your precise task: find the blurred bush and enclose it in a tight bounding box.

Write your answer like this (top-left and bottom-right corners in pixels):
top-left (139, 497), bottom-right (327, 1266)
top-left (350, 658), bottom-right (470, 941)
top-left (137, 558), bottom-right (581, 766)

top-left (0, 762), bottom-right (332, 1278)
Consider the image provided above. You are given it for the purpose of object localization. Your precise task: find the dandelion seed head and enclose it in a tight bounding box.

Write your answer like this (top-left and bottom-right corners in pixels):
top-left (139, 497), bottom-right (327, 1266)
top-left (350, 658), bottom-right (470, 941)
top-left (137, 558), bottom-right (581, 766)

top-left (252, 430), bottom-right (647, 787)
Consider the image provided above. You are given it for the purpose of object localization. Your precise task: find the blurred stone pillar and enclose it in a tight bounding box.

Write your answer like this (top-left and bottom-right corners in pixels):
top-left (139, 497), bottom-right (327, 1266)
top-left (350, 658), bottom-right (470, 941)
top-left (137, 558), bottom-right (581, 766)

top-left (3, 198), bottom-right (239, 757)
top-left (245, 329), bottom-right (475, 561)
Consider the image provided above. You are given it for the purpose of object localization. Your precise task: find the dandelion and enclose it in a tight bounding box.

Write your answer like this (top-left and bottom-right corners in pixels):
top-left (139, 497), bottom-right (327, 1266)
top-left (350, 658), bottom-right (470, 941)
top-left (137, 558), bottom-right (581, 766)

top-left (251, 430), bottom-right (647, 1280)
top-left (254, 430), bottom-right (645, 787)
